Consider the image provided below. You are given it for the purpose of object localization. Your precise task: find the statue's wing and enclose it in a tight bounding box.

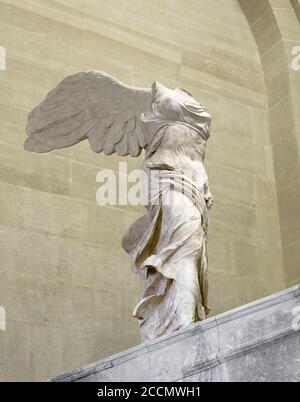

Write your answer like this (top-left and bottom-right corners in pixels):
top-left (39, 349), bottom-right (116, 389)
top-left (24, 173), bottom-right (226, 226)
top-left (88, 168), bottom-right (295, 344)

top-left (24, 71), bottom-right (153, 157)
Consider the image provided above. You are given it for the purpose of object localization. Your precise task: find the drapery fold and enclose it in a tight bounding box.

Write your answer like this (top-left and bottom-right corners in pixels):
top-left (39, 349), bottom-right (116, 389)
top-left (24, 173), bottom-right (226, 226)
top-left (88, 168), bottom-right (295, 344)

top-left (123, 171), bottom-right (210, 341)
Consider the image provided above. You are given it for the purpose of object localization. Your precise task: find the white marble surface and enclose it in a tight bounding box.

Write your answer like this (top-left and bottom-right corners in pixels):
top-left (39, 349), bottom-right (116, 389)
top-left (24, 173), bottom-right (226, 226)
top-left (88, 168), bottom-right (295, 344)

top-left (24, 71), bottom-right (213, 341)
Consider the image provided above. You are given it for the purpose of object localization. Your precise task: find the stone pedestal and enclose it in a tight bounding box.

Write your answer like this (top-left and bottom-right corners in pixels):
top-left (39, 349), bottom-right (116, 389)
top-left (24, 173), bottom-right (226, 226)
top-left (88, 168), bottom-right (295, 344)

top-left (52, 285), bottom-right (300, 382)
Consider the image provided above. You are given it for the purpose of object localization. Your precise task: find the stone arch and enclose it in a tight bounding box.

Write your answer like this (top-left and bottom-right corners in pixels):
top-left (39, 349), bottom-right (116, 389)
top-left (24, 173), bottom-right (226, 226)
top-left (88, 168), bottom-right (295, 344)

top-left (240, 0), bottom-right (300, 286)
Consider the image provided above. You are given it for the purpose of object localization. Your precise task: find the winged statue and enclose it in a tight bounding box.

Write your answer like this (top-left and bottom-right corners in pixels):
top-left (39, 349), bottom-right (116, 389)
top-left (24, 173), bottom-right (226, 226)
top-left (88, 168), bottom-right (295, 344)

top-left (24, 70), bottom-right (213, 341)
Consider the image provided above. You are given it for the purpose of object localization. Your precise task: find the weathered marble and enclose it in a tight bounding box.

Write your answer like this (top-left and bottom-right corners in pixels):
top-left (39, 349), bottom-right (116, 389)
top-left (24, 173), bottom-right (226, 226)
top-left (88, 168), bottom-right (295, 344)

top-left (24, 71), bottom-right (213, 341)
top-left (52, 284), bottom-right (300, 382)
top-left (2, 0), bottom-right (298, 382)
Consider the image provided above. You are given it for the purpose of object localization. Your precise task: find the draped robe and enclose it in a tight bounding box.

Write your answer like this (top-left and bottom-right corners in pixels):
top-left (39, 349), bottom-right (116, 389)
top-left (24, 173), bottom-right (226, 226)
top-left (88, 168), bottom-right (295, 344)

top-left (122, 84), bottom-right (213, 341)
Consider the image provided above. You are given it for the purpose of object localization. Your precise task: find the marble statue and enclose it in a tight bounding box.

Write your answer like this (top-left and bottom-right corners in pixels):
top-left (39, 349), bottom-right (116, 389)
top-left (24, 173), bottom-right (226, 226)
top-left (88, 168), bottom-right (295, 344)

top-left (24, 71), bottom-right (213, 341)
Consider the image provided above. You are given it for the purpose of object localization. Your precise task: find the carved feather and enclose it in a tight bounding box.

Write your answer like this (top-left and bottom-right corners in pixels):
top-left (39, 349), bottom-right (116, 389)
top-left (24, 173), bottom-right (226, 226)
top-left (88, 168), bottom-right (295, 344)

top-left (24, 70), bottom-right (153, 157)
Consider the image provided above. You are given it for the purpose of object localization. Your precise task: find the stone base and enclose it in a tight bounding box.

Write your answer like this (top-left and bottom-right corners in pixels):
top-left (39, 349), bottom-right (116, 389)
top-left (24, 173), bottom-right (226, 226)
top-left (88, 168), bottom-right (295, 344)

top-left (52, 285), bottom-right (300, 382)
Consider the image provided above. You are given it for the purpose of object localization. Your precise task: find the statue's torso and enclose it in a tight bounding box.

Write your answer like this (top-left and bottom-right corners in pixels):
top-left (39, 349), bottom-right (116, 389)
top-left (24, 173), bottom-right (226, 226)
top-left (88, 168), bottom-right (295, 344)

top-left (144, 124), bottom-right (209, 190)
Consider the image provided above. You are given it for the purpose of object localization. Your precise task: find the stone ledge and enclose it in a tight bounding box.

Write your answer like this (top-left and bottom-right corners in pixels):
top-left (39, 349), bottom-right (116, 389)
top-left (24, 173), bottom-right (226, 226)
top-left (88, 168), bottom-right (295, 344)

top-left (52, 284), bottom-right (300, 382)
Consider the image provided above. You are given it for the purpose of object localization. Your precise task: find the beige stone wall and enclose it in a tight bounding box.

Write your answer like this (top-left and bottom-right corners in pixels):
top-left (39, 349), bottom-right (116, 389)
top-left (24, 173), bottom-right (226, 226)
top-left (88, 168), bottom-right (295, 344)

top-left (0, 0), bottom-right (296, 381)
top-left (240, 0), bottom-right (300, 287)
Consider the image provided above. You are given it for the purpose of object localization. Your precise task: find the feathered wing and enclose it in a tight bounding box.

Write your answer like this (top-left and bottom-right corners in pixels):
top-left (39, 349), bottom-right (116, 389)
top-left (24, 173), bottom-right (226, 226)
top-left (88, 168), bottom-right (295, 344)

top-left (24, 71), bottom-right (153, 157)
